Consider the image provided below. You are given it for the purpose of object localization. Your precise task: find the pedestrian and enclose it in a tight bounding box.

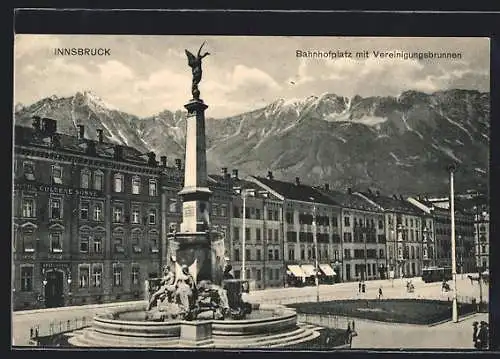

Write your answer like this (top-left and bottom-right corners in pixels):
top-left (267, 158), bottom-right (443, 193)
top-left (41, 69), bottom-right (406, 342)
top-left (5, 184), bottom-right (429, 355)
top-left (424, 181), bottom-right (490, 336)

top-left (477, 321), bottom-right (489, 350)
top-left (378, 286), bottom-right (383, 300)
top-left (472, 321), bottom-right (479, 349)
top-left (358, 281), bottom-right (362, 293)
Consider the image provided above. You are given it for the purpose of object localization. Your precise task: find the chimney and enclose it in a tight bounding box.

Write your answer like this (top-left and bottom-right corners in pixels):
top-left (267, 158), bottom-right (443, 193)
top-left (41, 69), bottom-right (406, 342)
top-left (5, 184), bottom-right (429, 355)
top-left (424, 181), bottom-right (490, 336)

top-left (96, 129), bottom-right (104, 143)
top-left (221, 167), bottom-right (228, 176)
top-left (347, 188), bottom-right (352, 195)
top-left (147, 152), bottom-right (157, 166)
top-left (160, 156), bottom-right (167, 167)
top-left (324, 183), bottom-right (330, 191)
top-left (77, 124), bottom-right (85, 139)
top-left (232, 169), bottom-right (239, 179)
top-left (399, 195), bottom-right (404, 201)
top-left (368, 188), bottom-right (373, 195)
top-left (393, 194), bottom-right (398, 200)
top-left (175, 158), bottom-right (182, 170)
top-left (114, 145), bottom-right (123, 160)
top-left (32, 116), bottom-right (41, 131)
top-left (42, 118), bottom-right (57, 134)
top-left (295, 177), bottom-right (300, 185)
top-left (267, 171), bottom-right (273, 180)
top-left (376, 190), bottom-right (380, 197)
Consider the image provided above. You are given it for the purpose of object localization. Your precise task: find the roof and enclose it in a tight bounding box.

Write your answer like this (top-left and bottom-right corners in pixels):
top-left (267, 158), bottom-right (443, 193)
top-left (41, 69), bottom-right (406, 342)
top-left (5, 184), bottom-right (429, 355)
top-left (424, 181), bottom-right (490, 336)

top-left (360, 191), bottom-right (425, 215)
top-left (252, 176), bottom-right (338, 205)
top-left (317, 188), bottom-right (382, 212)
top-left (15, 125), bottom-right (153, 166)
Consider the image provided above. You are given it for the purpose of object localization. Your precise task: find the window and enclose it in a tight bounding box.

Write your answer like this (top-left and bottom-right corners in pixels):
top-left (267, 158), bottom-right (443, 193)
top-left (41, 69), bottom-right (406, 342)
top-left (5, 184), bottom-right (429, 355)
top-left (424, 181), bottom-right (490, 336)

top-left (52, 165), bottom-right (63, 184)
top-left (79, 266), bottom-right (89, 288)
top-left (131, 266), bottom-right (140, 285)
top-left (379, 249), bottom-right (384, 259)
top-left (245, 249), bottom-right (251, 261)
top-left (288, 248), bottom-right (295, 261)
top-left (245, 207), bottom-right (250, 219)
top-left (255, 209), bottom-right (261, 220)
top-left (274, 229), bottom-right (279, 242)
top-left (93, 171), bottom-right (104, 191)
top-left (132, 176), bottom-right (141, 194)
top-left (132, 230), bottom-right (141, 253)
top-left (113, 232), bottom-right (124, 253)
top-left (275, 269), bottom-right (280, 281)
top-left (50, 198), bottom-right (62, 219)
top-left (220, 205), bottom-right (227, 217)
top-left (256, 270), bottom-right (262, 281)
top-left (131, 207), bottom-right (141, 224)
top-left (267, 229), bottom-right (272, 242)
top-left (148, 179), bottom-right (157, 196)
top-left (256, 249), bottom-right (261, 261)
top-left (80, 201), bottom-right (90, 220)
top-left (113, 265), bottom-right (122, 287)
top-left (286, 212), bottom-right (294, 224)
top-left (81, 170), bottom-right (90, 189)
top-left (114, 173), bottom-right (123, 192)
top-left (233, 206), bottom-right (241, 218)
top-left (245, 228), bottom-right (251, 241)
top-left (268, 249), bottom-right (273, 260)
top-left (50, 233), bottom-right (62, 252)
top-left (22, 230), bottom-right (34, 252)
top-left (80, 232), bottom-right (89, 252)
top-left (378, 219), bottom-right (384, 230)
top-left (94, 202), bottom-right (103, 222)
top-left (256, 228), bottom-right (261, 242)
top-left (268, 210), bottom-right (273, 221)
top-left (23, 162), bottom-right (35, 181)
top-left (21, 266), bottom-right (33, 291)
top-left (22, 198), bottom-right (35, 218)
top-left (300, 248), bottom-right (305, 260)
top-left (148, 209), bottom-right (157, 225)
top-left (93, 234), bottom-right (103, 253)
top-left (169, 199), bottom-right (177, 213)
top-left (344, 216), bottom-right (350, 227)
top-left (113, 206), bottom-right (123, 223)
top-left (234, 270), bottom-right (241, 279)
top-left (274, 249), bottom-right (279, 260)
top-left (234, 249), bottom-right (240, 261)
top-left (246, 270), bottom-right (251, 280)
top-left (149, 232), bottom-right (159, 253)
top-left (344, 249), bottom-right (351, 259)
top-left (92, 265), bottom-right (102, 288)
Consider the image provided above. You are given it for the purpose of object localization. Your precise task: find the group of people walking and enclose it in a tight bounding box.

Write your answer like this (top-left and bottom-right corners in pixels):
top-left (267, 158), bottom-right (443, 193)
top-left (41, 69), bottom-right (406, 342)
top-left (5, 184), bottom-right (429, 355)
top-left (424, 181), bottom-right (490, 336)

top-left (473, 321), bottom-right (489, 350)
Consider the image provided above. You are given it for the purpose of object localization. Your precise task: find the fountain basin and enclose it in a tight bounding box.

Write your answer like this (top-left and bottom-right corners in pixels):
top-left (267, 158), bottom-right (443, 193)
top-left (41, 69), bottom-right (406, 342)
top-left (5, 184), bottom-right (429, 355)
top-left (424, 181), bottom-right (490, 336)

top-left (68, 302), bottom-right (321, 348)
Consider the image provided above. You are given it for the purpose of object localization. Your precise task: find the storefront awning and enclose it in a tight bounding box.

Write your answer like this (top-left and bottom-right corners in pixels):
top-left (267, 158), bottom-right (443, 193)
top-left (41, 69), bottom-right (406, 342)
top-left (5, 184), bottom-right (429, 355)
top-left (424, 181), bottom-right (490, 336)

top-left (320, 264), bottom-right (336, 276)
top-left (300, 264), bottom-right (317, 277)
top-left (287, 265), bottom-right (306, 278)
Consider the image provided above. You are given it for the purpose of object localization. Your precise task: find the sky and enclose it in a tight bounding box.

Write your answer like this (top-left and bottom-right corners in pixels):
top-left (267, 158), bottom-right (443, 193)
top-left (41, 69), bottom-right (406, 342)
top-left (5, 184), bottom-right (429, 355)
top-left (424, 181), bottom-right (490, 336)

top-left (14, 35), bottom-right (489, 118)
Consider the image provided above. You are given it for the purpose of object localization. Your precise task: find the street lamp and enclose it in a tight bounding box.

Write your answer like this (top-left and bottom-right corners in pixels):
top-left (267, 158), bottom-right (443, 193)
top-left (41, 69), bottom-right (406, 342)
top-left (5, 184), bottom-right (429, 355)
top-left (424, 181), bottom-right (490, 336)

top-left (448, 164), bottom-right (458, 323)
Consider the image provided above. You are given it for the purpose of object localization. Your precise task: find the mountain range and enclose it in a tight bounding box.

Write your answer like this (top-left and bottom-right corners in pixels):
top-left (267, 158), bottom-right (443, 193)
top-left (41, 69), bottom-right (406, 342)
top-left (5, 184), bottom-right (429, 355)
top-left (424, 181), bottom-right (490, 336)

top-left (14, 89), bottom-right (490, 196)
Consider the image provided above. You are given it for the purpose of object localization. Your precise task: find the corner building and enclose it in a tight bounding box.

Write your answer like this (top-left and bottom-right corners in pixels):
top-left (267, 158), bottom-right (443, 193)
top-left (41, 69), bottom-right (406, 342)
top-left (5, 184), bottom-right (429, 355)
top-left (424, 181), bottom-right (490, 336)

top-left (13, 118), bottom-right (166, 310)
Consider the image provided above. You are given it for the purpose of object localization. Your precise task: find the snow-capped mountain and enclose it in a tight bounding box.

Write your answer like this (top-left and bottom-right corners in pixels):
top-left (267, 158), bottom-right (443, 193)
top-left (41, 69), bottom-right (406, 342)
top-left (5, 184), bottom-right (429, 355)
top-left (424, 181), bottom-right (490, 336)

top-left (14, 89), bottom-right (489, 195)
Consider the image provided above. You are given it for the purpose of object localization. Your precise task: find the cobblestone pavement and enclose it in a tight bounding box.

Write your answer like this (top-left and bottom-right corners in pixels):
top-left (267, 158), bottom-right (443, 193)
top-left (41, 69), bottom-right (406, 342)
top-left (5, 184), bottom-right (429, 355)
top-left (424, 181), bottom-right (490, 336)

top-left (12, 274), bottom-right (489, 348)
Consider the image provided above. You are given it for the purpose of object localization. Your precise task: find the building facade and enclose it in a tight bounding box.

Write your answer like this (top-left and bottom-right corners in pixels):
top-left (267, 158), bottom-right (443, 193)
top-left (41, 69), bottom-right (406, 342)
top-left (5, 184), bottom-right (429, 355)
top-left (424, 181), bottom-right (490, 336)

top-left (13, 118), bottom-right (166, 310)
top-left (357, 192), bottom-right (427, 278)
top-left (249, 175), bottom-right (341, 284)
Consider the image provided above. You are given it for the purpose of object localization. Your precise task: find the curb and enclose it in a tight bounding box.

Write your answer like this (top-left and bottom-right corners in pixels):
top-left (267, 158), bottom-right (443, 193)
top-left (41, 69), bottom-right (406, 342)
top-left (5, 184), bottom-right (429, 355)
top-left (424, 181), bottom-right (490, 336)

top-left (13, 300), bottom-right (146, 316)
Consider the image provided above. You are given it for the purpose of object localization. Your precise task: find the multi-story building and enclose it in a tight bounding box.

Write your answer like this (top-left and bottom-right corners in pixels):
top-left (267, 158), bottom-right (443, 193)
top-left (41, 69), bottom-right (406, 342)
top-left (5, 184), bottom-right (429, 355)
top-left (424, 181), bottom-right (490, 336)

top-left (224, 170), bottom-right (284, 290)
top-left (318, 187), bottom-right (385, 282)
top-left (406, 196), bottom-right (437, 269)
top-left (408, 196), bottom-right (476, 274)
top-left (357, 191), bottom-right (426, 278)
top-left (13, 118), bottom-right (166, 310)
top-left (249, 174), bottom-right (340, 285)
top-left (474, 206), bottom-right (489, 271)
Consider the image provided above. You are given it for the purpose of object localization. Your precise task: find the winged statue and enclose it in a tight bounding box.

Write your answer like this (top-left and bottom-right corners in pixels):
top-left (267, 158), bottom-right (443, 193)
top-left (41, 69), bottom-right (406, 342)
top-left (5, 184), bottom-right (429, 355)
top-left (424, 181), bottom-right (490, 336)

top-left (185, 42), bottom-right (210, 100)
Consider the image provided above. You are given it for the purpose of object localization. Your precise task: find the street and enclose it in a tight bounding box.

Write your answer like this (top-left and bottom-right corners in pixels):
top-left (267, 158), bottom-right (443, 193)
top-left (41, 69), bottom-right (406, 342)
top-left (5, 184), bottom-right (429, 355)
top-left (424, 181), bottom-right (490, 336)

top-left (12, 274), bottom-right (488, 348)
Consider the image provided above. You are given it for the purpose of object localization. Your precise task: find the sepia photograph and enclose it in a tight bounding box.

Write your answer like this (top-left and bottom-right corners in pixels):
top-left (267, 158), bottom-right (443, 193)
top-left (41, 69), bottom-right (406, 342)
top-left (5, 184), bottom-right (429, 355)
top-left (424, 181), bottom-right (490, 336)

top-left (12, 33), bottom-right (490, 350)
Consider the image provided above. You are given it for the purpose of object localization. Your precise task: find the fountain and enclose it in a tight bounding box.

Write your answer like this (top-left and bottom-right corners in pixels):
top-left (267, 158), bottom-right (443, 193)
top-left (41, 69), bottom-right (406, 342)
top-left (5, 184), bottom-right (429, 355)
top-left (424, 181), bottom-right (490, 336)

top-left (68, 44), bottom-right (322, 348)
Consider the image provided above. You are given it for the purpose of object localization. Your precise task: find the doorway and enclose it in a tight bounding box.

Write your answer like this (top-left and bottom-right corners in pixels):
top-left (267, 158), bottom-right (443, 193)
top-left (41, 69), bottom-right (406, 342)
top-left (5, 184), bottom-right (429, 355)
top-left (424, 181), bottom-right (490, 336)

top-left (345, 264), bottom-right (351, 281)
top-left (45, 270), bottom-right (64, 308)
